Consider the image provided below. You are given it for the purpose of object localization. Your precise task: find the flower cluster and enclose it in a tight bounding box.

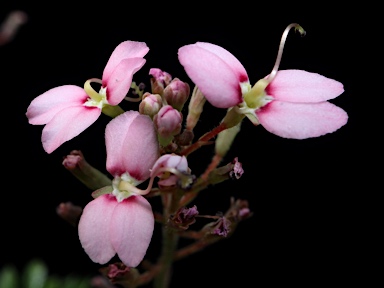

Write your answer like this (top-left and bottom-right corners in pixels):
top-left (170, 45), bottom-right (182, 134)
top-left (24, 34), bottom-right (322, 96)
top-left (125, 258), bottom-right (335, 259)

top-left (26, 23), bottom-right (348, 288)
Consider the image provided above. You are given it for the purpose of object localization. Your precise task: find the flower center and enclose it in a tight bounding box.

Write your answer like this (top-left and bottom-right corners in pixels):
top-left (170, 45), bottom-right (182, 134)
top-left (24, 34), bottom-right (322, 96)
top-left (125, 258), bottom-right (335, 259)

top-left (242, 79), bottom-right (272, 110)
top-left (234, 79), bottom-right (273, 124)
top-left (83, 78), bottom-right (109, 109)
top-left (112, 173), bottom-right (142, 203)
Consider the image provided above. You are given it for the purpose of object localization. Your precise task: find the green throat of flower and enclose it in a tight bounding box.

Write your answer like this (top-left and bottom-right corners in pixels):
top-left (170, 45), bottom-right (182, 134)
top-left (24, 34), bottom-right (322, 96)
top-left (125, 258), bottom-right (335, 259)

top-left (83, 78), bottom-right (124, 118)
top-left (243, 79), bottom-right (270, 109)
top-left (112, 173), bottom-right (143, 203)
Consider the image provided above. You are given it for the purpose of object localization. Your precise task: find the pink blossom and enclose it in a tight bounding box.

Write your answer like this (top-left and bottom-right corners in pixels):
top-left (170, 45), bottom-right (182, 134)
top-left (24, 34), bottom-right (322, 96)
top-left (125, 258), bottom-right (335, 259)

top-left (78, 111), bottom-right (159, 268)
top-left (26, 41), bottom-right (149, 153)
top-left (178, 42), bottom-right (348, 139)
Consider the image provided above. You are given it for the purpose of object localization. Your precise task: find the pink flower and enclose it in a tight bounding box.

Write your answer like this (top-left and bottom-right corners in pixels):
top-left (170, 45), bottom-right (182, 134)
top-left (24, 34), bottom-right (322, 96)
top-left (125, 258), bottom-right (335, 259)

top-left (78, 111), bottom-right (159, 268)
top-left (178, 41), bottom-right (348, 139)
top-left (26, 41), bottom-right (149, 153)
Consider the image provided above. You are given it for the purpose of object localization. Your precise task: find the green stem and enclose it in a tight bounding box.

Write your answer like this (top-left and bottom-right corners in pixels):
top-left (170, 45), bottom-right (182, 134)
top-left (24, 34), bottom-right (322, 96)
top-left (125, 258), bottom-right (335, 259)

top-left (153, 227), bottom-right (179, 288)
top-left (153, 190), bottom-right (181, 288)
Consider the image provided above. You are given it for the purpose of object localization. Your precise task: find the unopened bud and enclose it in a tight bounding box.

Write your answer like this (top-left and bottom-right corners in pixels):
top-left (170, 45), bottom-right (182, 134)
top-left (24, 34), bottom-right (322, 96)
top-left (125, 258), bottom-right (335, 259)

top-left (56, 202), bottom-right (82, 227)
top-left (163, 78), bottom-right (190, 111)
top-left (154, 105), bottom-right (183, 147)
top-left (149, 68), bottom-right (172, 95)
top-left (62, 150), bottom-right (111, 190)
top-left (139, 92), bottom-right (163, 119)
top-left (215, 122), bottom-right (241, 157)
top-left (186, 86), bottom-right (206, 131)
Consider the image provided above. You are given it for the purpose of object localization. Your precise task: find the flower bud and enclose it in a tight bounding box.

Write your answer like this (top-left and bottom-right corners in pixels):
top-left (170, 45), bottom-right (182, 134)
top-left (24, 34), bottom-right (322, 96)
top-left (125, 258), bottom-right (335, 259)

top-left (62, 150), bottom-right (111, 190)
top-left (163, 78), bottom-right (190, 111)
top-left (215, 122), bottom-right (241, 157)
top-left (56, 202), bottom-right (82, 227)
top-left (149, 68), bottom-right (172, 95)
top-left (154, 105), bottom-right (183, 147)
top-left (139, 92), bottom-right (163, 119)
top-left (186, 86), bottom-right (206, 131)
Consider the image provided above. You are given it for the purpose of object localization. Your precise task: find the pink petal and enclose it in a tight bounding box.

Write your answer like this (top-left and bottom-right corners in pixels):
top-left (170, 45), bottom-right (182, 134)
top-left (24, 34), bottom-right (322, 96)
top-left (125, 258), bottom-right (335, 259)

top-left (151, 154), bottom-right (188, 177)
top-left (257, 100), bottom-right (348, 139)
top-left (158, 175), bottom-right (179, 186)
top-left (78, 194), bottom-right (117, 264)
top-left (42, 105), bottom-right (101, 153)
top-left (105, 111), bottom-right (138, 176)
top-left (105, 111), bottom-right (159, 181)
top-left (194, 42), bottom-right (248, 79)
top-left (266, 70), bottom-right (344, 103)
top-left (104, 58), bottom-right (147, 105)
top-left (110, 195), bottom-right (154, 267)
top-left (102, 41), bottom-right (149, 83)
top-left (178, 43), bottom-right (246, 108)
top-left (26, 85), bottom-right (87, 124)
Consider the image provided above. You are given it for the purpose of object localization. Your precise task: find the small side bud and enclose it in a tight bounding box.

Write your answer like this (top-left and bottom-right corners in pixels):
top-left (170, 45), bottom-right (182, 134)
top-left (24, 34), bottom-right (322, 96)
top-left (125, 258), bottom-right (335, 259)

top-left (56, 202), bottom-right (82, 227)
top-left (62, 150), bottom-right (111, 190)
top-left (149, 68), bottom-right (172, 95)
top-left (186, 86), bottom-right (206, 131)
top-left (163, 78), bottom-right (190, 111)
top-left (215, 122), bottom-right (241, 158)
top-left (154, 105), bottom-right (183, 147)
top-left (139, 92), bottom-right (163, 119)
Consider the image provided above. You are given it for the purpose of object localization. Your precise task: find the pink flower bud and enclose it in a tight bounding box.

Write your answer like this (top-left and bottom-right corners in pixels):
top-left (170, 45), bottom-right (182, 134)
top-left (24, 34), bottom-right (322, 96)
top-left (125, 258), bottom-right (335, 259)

top-left (163, 78), bottom-right (190, 111)
top-left (139, 92), bottom-right (163, 119)
top-left (149, 68), bottom-right (172, 95)
top-left (154, 105), bottom-right (182, 146)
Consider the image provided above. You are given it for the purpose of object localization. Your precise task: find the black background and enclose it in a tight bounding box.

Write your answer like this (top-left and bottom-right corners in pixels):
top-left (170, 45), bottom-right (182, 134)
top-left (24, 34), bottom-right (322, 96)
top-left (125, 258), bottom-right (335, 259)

top-left (1, 3), bottom-right (354, 288)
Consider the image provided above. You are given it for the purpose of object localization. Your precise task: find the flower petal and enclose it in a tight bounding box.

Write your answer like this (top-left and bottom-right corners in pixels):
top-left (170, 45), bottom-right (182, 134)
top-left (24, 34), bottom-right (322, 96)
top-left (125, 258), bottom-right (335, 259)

top-left (105, 111), bottom-right (159, 181)
top-left (102, 40), bottom-right (149, 84)
top-left (78, 194), bottom-right (117, 264)
top-left (257, 100), bottom-right (348, 139)
top-left (194, 42), bottom-right (248, 79)
top-left (104, 58), bottom-right (146, 105)
top-left (26, 85), bottom-right (87, 125)
top-left (42, 105), bottom-right (101, 153)
top-left (151, 154), bottom-right (188, 177)
top-left (178, 42), bottom-right (246, 108)
top-left (266, 70), bottom-right (344, 103)
top-left (110, 195), bottom-right (154, 267)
